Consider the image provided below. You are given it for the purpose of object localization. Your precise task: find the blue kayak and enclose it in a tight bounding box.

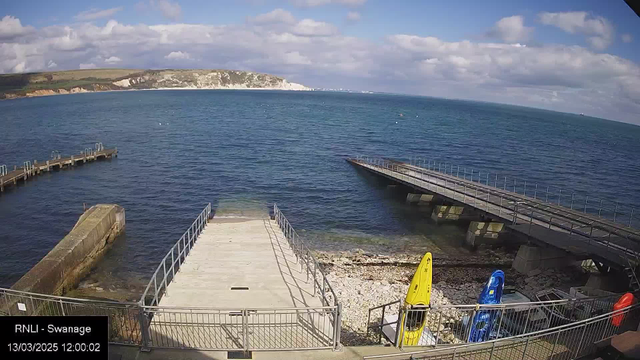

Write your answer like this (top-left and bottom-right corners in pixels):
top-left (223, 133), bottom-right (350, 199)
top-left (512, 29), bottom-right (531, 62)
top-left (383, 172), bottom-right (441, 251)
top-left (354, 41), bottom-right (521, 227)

top-left (468, 270), bottom-right (505, 343)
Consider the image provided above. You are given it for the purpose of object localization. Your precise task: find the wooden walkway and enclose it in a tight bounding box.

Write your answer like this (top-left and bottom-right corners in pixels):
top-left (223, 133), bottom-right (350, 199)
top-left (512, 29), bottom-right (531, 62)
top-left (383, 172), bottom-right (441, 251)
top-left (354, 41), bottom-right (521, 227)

top-left (0, 146), bottom-right (117, 193)
top-left (348, 158), bottom-right (640, 269)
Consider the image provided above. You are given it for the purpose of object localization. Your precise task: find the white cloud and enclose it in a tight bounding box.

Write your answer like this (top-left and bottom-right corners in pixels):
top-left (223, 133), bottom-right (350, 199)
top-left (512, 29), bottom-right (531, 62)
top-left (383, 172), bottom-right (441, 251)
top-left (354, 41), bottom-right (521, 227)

top-left (152, 0), bottom-right (182, 21)
top-left (292, 19), bottom-right (338, 36)
top-left (622, 33), bottom-right (633, 43)
top-left (1, 16), bottom-right (640, 123)
top-left (79, 63), bottom-right (97, 69)
top-left (290, 0), bottom-right (366, 7)
top-left (74, 7), bottom-right (123, 21)
top-left (47, 60), bottom-right (57, 68)
top-left (487, 15), bottom-right (532, 43)
top-left (104, 56), bottom-right (122, 64)
top-left (346, 11), bottom-right (361, 22)
top-left (249, 9), bottom-right (296, 25)
top-left (165, 51), bottom-right (191, 60)
top-left (0, 15), bottom-right (35, 40)
top-left (538, 11), bottom-right (614, 50)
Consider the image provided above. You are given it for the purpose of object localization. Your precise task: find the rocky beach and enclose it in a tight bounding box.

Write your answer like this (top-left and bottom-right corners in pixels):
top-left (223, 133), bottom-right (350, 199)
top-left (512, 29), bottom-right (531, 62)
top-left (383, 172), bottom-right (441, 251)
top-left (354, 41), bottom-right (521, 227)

top-left (316, 247), bottom-right (589, 345)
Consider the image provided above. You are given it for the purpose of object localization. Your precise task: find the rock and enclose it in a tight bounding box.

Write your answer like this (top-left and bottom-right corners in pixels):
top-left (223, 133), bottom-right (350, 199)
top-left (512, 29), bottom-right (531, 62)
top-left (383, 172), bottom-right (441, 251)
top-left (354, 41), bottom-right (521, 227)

top-left (528, 269), bottom-right (542, 277)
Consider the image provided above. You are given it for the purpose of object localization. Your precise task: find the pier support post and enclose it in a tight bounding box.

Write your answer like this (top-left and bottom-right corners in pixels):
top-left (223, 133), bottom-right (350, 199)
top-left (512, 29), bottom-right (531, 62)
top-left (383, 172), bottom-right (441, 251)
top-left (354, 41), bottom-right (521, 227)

top-left (431, 205), bottom-right (466, 223)
top-left (465, 221), bottom-right (504, 247)
top-left (512, 245), bottom-right (575, 274)
top-left (406, 193), bottom-right (435, 205)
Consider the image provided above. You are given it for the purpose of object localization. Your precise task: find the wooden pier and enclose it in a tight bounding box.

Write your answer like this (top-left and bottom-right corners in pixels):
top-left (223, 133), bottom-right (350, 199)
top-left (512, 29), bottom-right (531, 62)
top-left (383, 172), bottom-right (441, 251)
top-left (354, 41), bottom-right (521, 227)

top-left (0, 143), bottom-right (117, 194)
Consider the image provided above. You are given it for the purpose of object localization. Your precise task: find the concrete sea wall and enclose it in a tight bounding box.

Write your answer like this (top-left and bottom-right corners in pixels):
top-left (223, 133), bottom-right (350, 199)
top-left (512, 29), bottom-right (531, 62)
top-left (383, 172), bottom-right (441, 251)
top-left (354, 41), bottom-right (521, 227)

top-left (11, 204), bottom-right (125, 295)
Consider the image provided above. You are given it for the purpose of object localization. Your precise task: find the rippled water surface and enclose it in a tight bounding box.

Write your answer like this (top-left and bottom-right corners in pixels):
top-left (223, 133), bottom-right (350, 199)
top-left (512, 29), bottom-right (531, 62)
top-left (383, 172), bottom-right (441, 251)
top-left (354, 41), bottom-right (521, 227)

top-left (1, 90), bottom-right (639, 290)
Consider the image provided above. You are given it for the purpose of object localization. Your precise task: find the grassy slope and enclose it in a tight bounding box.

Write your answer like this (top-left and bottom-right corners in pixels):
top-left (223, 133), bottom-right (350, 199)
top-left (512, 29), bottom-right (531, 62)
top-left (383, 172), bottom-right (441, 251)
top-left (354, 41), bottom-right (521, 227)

top-left (0, 68), bottom-right (288, 97)
top-left (0, 69), bottom-right (143, 94)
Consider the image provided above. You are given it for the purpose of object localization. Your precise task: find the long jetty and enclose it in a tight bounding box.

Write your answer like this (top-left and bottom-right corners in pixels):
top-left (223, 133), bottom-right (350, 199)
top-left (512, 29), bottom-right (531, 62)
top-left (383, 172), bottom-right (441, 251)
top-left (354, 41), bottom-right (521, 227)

top-left (0, 143), bottom-right (117, 194)
top-left (348, 157), bottom-right (640, 290)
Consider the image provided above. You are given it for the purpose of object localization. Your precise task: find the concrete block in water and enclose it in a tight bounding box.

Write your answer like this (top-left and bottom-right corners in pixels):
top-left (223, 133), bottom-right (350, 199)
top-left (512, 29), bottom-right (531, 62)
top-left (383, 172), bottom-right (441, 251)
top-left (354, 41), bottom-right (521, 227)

top-left (465, 221), bottom-right (504, 247)
top-left (11, 204), bottom-right (125, 296)
top-left (512, 245), bottom-right (574, 274)
top-left (430, 205), bottom-right (465, 223)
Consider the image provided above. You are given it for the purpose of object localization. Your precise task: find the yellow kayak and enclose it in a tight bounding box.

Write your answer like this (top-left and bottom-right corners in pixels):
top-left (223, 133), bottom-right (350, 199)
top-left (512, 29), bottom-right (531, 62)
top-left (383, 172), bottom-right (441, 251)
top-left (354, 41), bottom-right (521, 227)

top-left (400, 252), bottom-right (432, 345)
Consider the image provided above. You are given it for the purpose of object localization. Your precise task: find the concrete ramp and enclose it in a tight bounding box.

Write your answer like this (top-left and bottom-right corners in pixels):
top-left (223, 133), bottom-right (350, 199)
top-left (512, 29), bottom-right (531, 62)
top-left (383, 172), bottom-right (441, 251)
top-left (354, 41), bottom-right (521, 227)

top-left (147, 212), bottom-right (337, 350)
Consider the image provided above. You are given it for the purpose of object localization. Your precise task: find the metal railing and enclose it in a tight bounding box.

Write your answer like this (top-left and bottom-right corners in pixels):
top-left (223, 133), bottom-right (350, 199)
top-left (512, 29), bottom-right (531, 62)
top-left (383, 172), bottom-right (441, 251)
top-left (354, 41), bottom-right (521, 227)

top-left (133, 203), bottom-right (341, 351)
top-left (0, 287), bottom-right (142, 345)
top-left (141, 203), bottom-right (212, 307)
top-left (404, 156), bottom-right (639, 230)
top-left (352, 157), bottom-right (640, 270)
top-left (141, 305), bottom-right (338, 351)
top-left (273, 204), bottom-right (339, 309)
top-left (2, 203), bottom-right (341, 351)
top-left (367, 295), bottom-right (621, 348)
top-left (365, 302), bottom-right (640, 360)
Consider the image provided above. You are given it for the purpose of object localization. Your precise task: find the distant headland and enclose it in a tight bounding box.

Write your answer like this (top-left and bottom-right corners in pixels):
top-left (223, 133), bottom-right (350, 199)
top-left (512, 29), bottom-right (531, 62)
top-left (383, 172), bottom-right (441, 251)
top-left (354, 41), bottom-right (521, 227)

top-left (0, 69), bottom-right (311, 99)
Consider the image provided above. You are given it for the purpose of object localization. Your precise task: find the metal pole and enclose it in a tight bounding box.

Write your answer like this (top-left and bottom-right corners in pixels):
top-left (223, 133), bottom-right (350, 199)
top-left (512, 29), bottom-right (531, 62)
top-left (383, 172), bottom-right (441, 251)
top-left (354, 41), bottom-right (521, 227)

top-left (334, 304), bottom-right (342, 350)
top-left (534, 184), bottom-right (538, 199)
top-left (546, 186), bottom-right (549, 203)
top-left (630, 208), bottom-right (635, 227)
top-left (571, 193), bottom-right (574, 209)
top-left (524, 181), bottom-right (527, 196)
top-left (613, 202), bottom-right (618, 222)
top-left (243, 309), bottom-right (249, 351)
top-left (504, 176), bottom-right (507, 191)
top-left (550, 330), bottom-right (560, 359)
top-left (575, 322), bottom-right (588, 358)
top-left (434, 311), bottom-right (443, 346)
top-left (584, 196), bottom-right (588, 213)
top-left (457, 165), bottom-right (460, 178)
top-left (558, 189), bottom-right (562, 205)
top-left (598, 199), bottom-right (603, 217)
top-left (495, 174), bottom-right (498, 188)
top-left (514, 178), bottom-right (516, 193)
top-left (521, 338), bottom-right (530, 360)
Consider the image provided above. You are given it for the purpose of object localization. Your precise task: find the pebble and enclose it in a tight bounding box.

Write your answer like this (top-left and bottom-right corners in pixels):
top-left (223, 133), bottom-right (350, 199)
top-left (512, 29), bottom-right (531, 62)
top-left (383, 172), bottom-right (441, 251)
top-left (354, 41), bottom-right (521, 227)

top-left (318, 249), bottom-right (588, 345)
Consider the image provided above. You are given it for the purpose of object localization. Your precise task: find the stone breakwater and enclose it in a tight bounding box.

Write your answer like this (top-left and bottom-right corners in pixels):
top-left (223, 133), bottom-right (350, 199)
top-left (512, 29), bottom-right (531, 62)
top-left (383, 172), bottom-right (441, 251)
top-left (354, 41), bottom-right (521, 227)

top-left (316, 249), bottom-right (588, 345)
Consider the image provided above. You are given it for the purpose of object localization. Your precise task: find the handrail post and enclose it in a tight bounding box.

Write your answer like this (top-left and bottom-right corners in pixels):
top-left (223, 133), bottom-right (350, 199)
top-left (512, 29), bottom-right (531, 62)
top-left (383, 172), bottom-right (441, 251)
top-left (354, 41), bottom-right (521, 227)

top-left (584, 196), bottom-right (588, 213)
top-left (575, 322), bottom-right (588, 358)
top-left (613, 202), bottom-right (618, 222)
top-left (520, 337), bottom-right (530, 360)
top-left (333, 303), bottom-right (342, 350)
top-left (570, 193), bottom-right (575, 209)
top-left (138, 305), bottom-right (151, 351)
top-left (243, 309), bottom-right (249, 352)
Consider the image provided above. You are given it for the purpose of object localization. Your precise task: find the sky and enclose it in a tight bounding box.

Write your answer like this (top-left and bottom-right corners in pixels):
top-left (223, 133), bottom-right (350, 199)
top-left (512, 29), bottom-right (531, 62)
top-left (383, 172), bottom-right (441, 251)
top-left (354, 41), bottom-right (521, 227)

top-left (1, 0), bottom-right (640, 124)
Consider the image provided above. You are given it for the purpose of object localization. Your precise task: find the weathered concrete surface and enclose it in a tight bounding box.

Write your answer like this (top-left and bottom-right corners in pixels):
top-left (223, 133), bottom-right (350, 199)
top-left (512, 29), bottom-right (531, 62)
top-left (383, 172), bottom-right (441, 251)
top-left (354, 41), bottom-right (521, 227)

top-left (150, 217), bottom-right (331, 349)
top-left (11, 204), bottom-right (125, 295)
top-left (430, 205), bottom-right (467, 223)
top-left (406, 193), bottom-right (434, 204)
top-left (512, 245), bottom-right (574, 274)
top-left (465, 221), bottom-right (505, 247)
top-left (159, 217), bottom-right (320, 308)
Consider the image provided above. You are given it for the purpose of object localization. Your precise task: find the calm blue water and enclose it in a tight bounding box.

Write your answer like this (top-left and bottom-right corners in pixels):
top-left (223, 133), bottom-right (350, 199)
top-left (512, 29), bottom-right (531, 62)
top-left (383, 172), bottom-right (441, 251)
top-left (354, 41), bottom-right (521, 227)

top-left (1, 90), bottom-right (639, 291)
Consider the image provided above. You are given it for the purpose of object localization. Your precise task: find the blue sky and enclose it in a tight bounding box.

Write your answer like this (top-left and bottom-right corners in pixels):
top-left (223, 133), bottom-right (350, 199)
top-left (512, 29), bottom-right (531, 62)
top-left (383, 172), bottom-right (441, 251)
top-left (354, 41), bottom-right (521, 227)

top-left (2, 0), bottom-right (640, 123)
